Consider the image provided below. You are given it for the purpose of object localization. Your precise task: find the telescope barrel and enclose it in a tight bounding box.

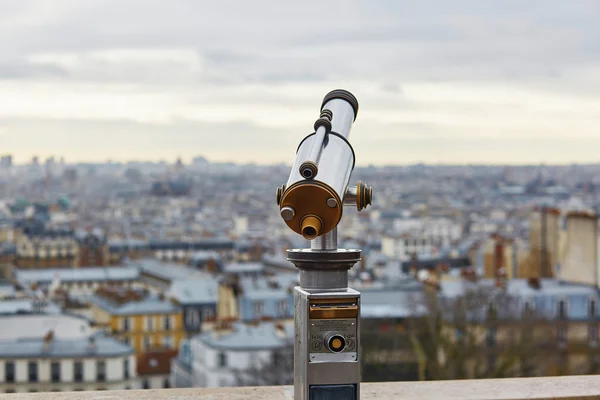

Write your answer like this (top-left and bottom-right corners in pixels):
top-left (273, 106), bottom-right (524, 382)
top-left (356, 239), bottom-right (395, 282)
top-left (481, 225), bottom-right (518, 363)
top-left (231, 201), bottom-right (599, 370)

top-left (281, 90), bottom-right (369, 400)
top-left (278, 89), bottom-right (362, 240)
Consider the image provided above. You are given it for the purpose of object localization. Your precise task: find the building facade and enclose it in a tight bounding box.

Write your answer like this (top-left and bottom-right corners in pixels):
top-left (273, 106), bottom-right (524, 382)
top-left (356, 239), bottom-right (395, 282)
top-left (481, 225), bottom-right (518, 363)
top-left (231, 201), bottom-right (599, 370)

top-left (0, 336), bottom-right (136, 393)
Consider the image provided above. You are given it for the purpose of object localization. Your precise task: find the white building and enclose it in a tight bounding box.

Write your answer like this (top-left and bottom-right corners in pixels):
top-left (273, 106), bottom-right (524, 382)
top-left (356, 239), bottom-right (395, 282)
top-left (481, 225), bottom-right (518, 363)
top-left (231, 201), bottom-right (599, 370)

top-left (382, 217), bottom-right (463, 260)
top-left (173, 321), bottom-right (293, 388)
top-left (0, 314), bottom-right (136, 393)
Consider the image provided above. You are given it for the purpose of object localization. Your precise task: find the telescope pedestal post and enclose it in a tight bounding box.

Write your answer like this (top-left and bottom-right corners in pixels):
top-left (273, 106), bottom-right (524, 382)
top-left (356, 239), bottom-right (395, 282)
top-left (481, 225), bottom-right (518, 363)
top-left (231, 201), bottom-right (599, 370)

top-left (289, 230), bottom-right (361, 400)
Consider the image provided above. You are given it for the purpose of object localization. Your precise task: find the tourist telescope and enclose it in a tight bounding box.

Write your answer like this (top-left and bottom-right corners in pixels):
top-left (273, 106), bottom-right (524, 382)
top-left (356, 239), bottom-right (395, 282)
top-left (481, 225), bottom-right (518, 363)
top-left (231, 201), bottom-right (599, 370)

top-left (276, 89), bottom-right (372, 400)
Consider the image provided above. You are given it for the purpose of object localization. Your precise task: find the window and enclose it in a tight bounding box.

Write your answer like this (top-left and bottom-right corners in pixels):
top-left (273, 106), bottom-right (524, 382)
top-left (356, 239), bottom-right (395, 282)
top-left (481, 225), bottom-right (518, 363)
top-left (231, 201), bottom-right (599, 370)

top-left (486, 328), bottom-right (497, 349)
top-left (163, 378), bottom-right (171, 388)
top-left (123, 358), bottom-right (130, 379)
top-left (96, 360), bottom-right (106, 382)
top-left (5, 361), bottom-right (15, 383)
top-left (146, 316), bottom-right (154, 331)
top-left (74, 361), bottom-right (84, 382)
top-left (249, 352), bottom-right (258, 366)
top-left (202, 308), bottom-right (215, 321)
top-left (254, 301), bottom-right (264, 316)
top-left (272, 351), bottom-right (285, 367)
top-left (142, 379), bottom-right (150, 389)
top-left (6, 389), bottom-right (15, 393)
top-left (186, 309), bottom-right (200, 327)
top-left (162, 335), bottom-right (174, 348)
top-left (144, 336), bottom-right (151, 350)
top-left (51, 361), bottom-right (61, 383)
top-left (558, 299), bottom-right (567, 319)
top-left (164, 315), bottom-right (171, 331)
top-left (558, 325), bottom-right (568, 347)
top-left (122, 317), bottom-right (130, 332)
top-left (218, 352), bottom-right (227, 368)
top-left (590, 299), bottom-right (597, 319)
top-left (28, 361), bottom-right (38, 382)
top-left (523, 301), bottom-right (534, 318)
top-left (590, 324), bottom-right (599, 345)
top-left (278, 300), bottom-right (289, 316)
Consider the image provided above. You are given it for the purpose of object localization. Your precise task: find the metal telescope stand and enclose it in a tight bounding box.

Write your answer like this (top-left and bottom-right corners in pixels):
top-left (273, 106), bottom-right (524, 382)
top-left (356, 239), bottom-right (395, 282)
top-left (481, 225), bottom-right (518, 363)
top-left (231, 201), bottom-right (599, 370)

top-left (289, 228), bottom-right (361, 400)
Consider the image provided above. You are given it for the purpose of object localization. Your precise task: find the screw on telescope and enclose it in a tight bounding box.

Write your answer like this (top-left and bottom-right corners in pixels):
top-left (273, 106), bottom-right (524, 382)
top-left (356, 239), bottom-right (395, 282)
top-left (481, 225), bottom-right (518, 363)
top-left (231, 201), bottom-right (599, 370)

top-left (280, 206), bottom-right (295, 221)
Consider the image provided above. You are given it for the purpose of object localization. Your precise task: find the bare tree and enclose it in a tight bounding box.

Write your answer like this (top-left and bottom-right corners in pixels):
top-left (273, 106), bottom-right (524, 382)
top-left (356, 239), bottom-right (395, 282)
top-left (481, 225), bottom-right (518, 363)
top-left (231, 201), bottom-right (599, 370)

top-left (407, 283), bottom-right (556, 380)
top-left (234, 346), bottom-right (294, 386)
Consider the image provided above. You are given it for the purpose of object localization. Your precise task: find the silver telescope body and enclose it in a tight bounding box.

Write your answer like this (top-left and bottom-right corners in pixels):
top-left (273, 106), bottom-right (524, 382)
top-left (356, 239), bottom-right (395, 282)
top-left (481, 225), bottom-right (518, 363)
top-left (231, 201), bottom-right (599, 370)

top-left (276, 90), bottom-right (372, 240)
top-left (277, 90), bottom-right (373, 400)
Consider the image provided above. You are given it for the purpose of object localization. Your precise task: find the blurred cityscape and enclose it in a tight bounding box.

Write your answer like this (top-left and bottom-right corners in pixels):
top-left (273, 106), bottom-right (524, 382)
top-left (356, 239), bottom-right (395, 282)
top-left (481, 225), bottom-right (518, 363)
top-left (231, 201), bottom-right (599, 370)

top-left (1, 154), bottom-right (600, 392)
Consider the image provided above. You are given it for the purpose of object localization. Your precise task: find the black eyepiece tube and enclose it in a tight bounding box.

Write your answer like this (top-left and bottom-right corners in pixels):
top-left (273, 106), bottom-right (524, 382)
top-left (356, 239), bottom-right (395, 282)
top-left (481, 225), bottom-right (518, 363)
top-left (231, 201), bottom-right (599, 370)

top-left (321, 89), bottom-right (359, 121)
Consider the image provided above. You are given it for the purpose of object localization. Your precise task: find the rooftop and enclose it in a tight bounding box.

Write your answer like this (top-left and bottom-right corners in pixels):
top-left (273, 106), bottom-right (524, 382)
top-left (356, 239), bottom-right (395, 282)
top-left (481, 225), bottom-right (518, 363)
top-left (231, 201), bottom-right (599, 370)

top-left (0, 298), bottom-right (62, 315)
top-left (15, 266), bottom-right (140, 285)
top-left (0, 333), bottom-right (133, 358)
top-left (198, 321), bottom-right (293, 351)
top-left (223, 262), bottom-right (264, 275)
top-left (89, 289), bottom-right (180, 316)
top-left (133, 258), bottom-right (206, 282)
top-left (0, 313), bottom-right (91, 340)
top-left (167, 277), bottom-right (219, 305)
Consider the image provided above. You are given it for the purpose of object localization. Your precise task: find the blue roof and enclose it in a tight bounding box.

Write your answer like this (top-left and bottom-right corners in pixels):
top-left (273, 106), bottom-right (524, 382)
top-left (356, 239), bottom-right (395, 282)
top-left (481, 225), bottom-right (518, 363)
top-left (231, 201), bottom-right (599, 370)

top-left (189, 251), bottom-right (221, 263)
top-left (88, 294), bottom-right (181, 316)
top-left (0, 299), bottom-right (61, 315)
top-left (148, 237), bottom-right (234, 251)
top-left (168, 277), bottom-right (219, 305)
top-left (223, 262), bottom-right (264, 275)
top-left (439, 279), bottom-right (600, 321)
top-left (16, 267), bottom-right (139, 285)
top-left (361, 286), bottom-right (426, 318)
top-left (108, 238), bottom-right (149, 251)
top-left (262, 253), bottom-right (296, 271)
top-left (239, 275), bottom-right (296, 301)
top-left (134, 258), bottom-right (206, 282)
top-left (0, 334), bottom-right (133, 358)
top-left (198, 321), bottom-right (293, 351)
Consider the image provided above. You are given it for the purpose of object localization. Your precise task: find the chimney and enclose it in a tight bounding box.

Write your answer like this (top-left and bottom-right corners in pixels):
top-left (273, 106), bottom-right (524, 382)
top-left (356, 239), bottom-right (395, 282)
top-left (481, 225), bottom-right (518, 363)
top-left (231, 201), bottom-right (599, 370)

top-left (559, 211), bottom-right (598, 286)
top-left (528, 276), bottom-right (541, 290)
top-left (43, 330), bottom-right (54, 352)
top-left (87, 336), bottom-right (96, 352)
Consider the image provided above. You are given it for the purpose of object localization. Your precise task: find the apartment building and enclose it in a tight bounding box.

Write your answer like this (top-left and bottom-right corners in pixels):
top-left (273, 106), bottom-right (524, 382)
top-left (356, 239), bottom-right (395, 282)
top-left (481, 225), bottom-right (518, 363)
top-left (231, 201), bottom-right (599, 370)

top-left (88, 287), bottom-right (183, 388)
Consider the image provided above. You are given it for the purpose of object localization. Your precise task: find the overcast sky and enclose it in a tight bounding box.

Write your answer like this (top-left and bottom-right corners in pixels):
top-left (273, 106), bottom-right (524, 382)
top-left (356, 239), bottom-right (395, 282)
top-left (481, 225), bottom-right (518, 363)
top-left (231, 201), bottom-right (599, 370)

top-left (0, 0), bottom-right (599, 165)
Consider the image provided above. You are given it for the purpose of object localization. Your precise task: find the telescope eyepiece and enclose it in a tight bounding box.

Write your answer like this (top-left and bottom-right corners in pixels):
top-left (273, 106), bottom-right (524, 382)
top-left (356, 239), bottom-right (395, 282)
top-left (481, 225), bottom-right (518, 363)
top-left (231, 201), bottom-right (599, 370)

top-left (321, 89), bottom-right (359, 120)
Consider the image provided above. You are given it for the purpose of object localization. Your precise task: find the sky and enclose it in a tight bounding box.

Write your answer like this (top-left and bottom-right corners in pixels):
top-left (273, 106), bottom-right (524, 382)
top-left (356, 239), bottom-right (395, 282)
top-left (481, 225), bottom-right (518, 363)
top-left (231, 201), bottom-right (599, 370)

top-left (0, 0), bottom-right (599, 166)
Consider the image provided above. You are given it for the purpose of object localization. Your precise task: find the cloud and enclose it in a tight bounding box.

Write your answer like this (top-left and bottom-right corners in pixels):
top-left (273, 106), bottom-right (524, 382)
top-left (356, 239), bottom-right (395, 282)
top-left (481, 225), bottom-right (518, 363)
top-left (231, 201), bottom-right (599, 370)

top-left (0, 0), bottom-right (598, 164)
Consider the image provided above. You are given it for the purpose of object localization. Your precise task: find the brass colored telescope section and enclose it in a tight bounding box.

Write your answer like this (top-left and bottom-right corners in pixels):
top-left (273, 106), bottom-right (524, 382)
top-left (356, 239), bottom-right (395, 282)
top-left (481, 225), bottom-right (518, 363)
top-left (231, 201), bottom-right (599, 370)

top-left (301, 215), bottom-right (322, 240)
top-left (279, 181), bottom-right (342, 239)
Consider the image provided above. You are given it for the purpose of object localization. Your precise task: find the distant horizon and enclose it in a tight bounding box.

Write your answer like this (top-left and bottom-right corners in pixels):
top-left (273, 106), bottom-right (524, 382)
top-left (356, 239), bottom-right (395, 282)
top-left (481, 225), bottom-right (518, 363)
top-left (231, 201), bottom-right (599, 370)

top-left (4, 154), bottom-right (599, 169)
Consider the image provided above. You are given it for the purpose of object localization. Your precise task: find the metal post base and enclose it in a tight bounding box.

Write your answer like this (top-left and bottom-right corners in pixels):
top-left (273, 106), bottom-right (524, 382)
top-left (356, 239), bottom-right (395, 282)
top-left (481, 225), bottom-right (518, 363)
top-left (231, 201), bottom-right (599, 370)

top-left (294, 287), bottom-right (361, 400)
top-left (289, 247), bottom-right (361, 400)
